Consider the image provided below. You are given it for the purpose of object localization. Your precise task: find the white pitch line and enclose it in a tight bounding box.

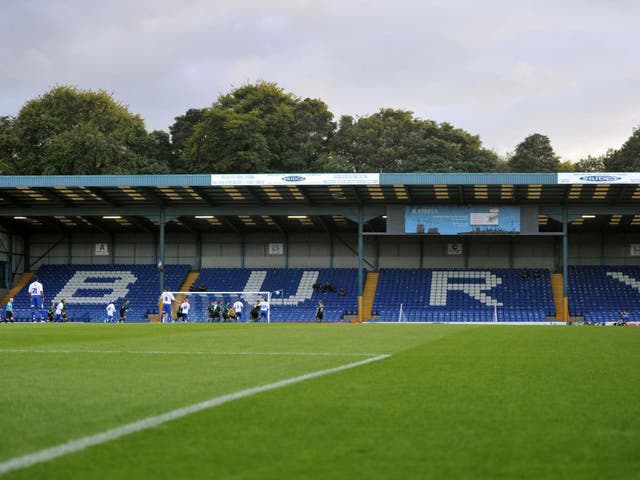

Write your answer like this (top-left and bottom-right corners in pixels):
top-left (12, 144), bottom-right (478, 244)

top-left (0, 353), bottom-right (390, 476)
top-left (0, 349), bottom-right (383, 357)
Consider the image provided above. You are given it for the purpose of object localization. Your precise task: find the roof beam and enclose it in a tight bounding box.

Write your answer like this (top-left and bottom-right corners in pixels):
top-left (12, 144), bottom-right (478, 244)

top-left (0, 205), bottom-right (386, 218)
top-left (270, 216), bottom-right (287, 234)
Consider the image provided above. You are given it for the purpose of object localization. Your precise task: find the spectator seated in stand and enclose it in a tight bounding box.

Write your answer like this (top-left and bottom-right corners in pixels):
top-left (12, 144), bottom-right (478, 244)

top-left (323, 281), bottom-right (335, 293)
top-left (521, 270), bottom-right (530, 280)
top-left (338, 287), bottom-right (346, 296)
top-left (198, 283), bottom-right (206, 292)
top-left (189, 284), bottom-right (195, 292)
top-left (313, 281), bottom-right (323, 293)
top-left (533, 270), bottom-right (541, 279)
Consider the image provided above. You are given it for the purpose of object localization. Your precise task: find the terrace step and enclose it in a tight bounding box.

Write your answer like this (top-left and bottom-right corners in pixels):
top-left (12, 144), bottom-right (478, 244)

top-left (0, 271), bottom-right (34, 305)
top-left (361, 272), bottom-right (379, 322)
top-left (551, 273), bottom-right (568, 321)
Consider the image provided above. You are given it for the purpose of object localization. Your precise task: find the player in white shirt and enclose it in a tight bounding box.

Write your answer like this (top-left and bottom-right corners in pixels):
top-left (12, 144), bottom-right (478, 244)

top-left (259, 298), bottom-right (270, 322)
top-left (180, 298), bottom-right (190, 323)
top-left (55, 299), bottom-right (65, 323)
top-left (106, 301), bottom-right (116, 323)
top-left (232, 298), bottom-right (244, 322)
top-left (28, 276), bottom-right (45, 322)
top-left (160, 289), bottom-right (176, 323)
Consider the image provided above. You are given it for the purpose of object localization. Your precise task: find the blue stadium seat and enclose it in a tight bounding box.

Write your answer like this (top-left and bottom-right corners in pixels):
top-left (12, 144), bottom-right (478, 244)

top-left (568, 266), bottom-right (640, 321)
top-left (373, 268), bottom-right (555, 322)
top-left (190, 268), bottom-right (360, 322)
top-left (12, 264), bottom-right (190, 323)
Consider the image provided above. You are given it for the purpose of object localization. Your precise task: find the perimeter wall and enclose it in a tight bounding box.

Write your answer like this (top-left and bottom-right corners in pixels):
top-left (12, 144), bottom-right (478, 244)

top-left (23, 232), bottom-right (640, 272)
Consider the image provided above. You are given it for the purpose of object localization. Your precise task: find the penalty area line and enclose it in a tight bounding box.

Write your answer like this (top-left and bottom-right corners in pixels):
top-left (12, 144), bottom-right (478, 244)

top-left (0, 353), bottom-right (390, 476)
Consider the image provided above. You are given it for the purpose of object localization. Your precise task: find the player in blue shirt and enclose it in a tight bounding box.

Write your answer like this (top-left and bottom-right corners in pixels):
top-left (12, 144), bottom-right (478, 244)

top-left (4, 297), bottom-right (14, 323)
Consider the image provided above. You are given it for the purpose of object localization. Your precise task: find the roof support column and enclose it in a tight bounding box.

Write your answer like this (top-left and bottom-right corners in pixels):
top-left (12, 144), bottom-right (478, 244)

top-left (562, 204), bottom-right (569, 321)
top-left (196, 232), bottom-right (202, 271)
top-left (158, 209), bottom-right (166, 294)
top-left (284, 232), bottom-right (289, 269)
top-left (110, 233), bottom-right (115, 265)
top-left (67, 233), bottom-right (72, 265)
top-left (240, 233), bottom-right (245, 268)
top-left (7, 232), bottom-right (13, 288)
top-left (358, 207), bottom-right (364, 322)
top-left (329, 233), bottom-right (334, 269)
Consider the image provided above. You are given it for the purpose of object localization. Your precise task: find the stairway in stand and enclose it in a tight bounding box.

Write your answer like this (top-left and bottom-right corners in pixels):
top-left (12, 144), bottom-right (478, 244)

top-left (0, 272), bottom-right (35, 305)
top-left (551, 273), bottom-right (568, 321)
top-left (361, 272), bottom-right (379, 322)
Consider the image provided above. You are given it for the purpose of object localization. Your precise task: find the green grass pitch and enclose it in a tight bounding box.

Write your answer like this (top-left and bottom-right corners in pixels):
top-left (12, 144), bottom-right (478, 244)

top-left (1, 323), bottom-right (639, 479)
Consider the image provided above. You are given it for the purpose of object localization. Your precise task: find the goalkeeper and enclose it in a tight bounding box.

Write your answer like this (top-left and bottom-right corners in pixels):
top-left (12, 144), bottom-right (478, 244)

top-left (250, 301), bottom-right (260, 322)
top-left (315, 300), bottom-right (325, 322)
top-left (207, 300), bottom-right (216, 323)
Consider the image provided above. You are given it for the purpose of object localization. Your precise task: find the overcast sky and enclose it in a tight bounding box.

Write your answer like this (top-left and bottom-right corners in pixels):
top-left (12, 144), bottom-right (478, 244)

top-left (1, 0), bottom-right (639, 162)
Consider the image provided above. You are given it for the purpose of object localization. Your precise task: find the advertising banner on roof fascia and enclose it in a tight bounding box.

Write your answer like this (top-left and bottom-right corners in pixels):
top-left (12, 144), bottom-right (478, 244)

top-left (558, 173), bottom-right (640, 184)
top-left (210, 173), bottom-right (379, 186)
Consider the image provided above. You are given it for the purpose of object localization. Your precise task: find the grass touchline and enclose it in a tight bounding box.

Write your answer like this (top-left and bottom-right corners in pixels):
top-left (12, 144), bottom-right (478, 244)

top-left (0, 353), bottom-right (390, 476)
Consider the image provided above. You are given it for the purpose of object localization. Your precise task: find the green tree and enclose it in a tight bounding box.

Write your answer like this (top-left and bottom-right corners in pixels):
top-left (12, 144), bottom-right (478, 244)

top-left (143, 130), bottom-right (172, 174)
top-left (508, 134), bottom-right (560, 172)
top-left (575, 154), bottom-right (606, 172)
top-left (604, 127), bottom-right (640, 171)
top-left (183, 82), bottom-right (335, 173)
top-left (330, 109), bottom-right (498, 172)
top-left (169, 108), bottom-right (207, 172)
top-left (557, 160), bottom-right (575, 172)
top-left (0, 116), bottom-right (19, 174)
top-left (12, 86), bottom-right (161, 175)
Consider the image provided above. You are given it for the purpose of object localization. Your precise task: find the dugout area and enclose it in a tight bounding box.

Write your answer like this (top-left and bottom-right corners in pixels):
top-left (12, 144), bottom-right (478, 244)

top-left (1, 172), bottom-right (640, 322)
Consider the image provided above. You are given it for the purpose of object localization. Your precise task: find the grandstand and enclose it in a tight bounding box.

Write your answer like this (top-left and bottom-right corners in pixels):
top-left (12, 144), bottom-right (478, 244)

top-left (1, 172), bottom-right (640, 324)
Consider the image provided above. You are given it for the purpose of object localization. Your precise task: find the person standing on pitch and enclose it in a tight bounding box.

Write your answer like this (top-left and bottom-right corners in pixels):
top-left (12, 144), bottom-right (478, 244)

top-left (54, 299), bottom-right (65, 323)
top-left (47, 301), bottom-right (55, 322)
top-left (106, 301), bottom-right (116, 323)
top-left (160, 288), bottom-right (175, 323)
top-left (233, 297), bottom-right (244, 322)
top-left (259, 297), bottom-right (270, 322)
top-left (119, 299), bottom-right (130, 323)
top-left (28, 275), bottom-right (45, 322)
top-left (180, 298), bottom-right (190, 323)
top-left (3, 297), bottom-right (14, 323)
top-left (315, 299), bottom-right (325, 322)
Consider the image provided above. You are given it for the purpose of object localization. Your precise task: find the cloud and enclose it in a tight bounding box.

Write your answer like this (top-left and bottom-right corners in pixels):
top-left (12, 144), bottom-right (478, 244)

top-left (1, 0), bottom-right (640, 161)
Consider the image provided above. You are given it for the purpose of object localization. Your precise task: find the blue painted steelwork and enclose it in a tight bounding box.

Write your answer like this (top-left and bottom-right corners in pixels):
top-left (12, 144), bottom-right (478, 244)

top-left (0, 174), bottom-right (213, 188)
top-left (380, 172), bottom-right (557, 185)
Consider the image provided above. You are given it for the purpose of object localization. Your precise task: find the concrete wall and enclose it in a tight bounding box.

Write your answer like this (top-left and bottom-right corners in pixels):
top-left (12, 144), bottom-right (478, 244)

top-left (22, 231), bottom-right (640, 274)
top-left (569, 232), bottom-right (640, 265)
top-left (0, 230), bottom-right (26, 287)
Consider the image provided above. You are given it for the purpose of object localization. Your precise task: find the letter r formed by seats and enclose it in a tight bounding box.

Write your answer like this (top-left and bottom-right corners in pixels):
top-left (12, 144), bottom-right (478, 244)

top-left (429, 271), bottom-right (503, 307)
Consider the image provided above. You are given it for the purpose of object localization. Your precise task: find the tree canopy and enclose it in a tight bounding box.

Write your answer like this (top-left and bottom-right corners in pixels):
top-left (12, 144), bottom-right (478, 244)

top-left (330, 109), bottom-right (498, 173)
top-left (1, 82), bottom-right (638, 175)
top-left (8, 86), bottom-right (166, 175)
top-left (181, 82), bottom-right (335, 173)
top-left (604, 127), bottom-right (640, 172)
top-left (508, 133), bottom-right (560, 172)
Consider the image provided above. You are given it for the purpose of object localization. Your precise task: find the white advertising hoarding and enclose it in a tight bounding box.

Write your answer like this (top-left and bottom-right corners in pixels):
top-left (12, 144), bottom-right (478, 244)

top-left (211, 173), bottom-right (379, 186)
top-left (558, 173), bottom-right (640, 184)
